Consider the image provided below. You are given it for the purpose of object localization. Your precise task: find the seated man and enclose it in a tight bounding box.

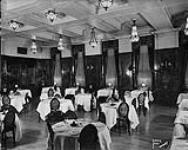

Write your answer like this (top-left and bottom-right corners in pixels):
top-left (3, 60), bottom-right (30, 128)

top-left (0, 95), bottom-right (19, 115)
top-left (137, 92), bottom-right (148, 117)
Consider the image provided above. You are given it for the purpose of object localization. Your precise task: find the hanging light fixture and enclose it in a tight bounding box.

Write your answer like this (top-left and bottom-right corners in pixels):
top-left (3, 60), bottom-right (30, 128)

top-left (89, 27), bottom-right (98, 48)
top-left (57, 35), bottom-right (65, 51)
top-left (31, 37), bottom-right (37, 54)
top-left (99, 0), bottom-right (113, 11)
top-left (184, 17), bottom-right (188, 36)
top-left (46, 9), bottom-right (57, 23)
top-left (9, 20), bottom-right (24, 31)
top-left (130, 19), bottom-right (139, 42)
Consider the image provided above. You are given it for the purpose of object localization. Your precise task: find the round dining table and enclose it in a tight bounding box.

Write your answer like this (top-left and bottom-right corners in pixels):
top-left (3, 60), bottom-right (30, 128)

top-left (37, 98), bottom-right (75, 120)
top-left (52, 118), bottom-right (111, 150)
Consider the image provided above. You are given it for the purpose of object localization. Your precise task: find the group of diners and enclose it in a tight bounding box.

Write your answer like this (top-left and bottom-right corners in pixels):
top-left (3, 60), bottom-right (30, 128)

top-left (0, 82), bottom-right (154, 150)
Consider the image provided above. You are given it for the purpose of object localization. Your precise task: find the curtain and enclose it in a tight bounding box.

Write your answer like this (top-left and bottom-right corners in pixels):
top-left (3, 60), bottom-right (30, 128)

top-left (72, 44), bottom-right (86, 87)
top-left (102, 40), bottom-right (118, 87)
top-left (137, 45), bottom-right (152, 87)
top-left (54, 52), bottom-right (62, 86)
top-left (106, 48), bottom-right (118, 86)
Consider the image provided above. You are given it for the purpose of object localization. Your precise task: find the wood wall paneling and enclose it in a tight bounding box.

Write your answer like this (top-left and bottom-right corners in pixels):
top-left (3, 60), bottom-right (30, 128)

top-left (61, 57), bottom-right (73, 88)
top-left (154, 48), bottom-right (181, 106)
top-left (118, 52), bottom-right (133, 92)
top-left (85, 55), bottom-right (102, 91)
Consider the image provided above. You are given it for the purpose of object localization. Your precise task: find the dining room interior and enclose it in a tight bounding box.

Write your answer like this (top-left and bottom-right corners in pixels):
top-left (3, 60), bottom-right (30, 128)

top-left (0, 0), bottom-right (188, 150)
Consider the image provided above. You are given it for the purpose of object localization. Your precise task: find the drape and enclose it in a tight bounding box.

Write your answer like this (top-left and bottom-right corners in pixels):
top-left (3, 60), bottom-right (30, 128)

top-left (75, 51), bottom-right (86, 86)
top-left (54, 52), bottom-right (62, 86)
top-left (73, 44), bottom-right (86, 87)
top-left (137, 45), bottom-right (152, 87)
top-left (106, 48), bottom-right (118, 86)
top-left (102, 40), bottom-right (118, 87)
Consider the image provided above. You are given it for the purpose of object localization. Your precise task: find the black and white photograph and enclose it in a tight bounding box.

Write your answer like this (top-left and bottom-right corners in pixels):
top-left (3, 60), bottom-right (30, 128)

top-left (0, 0), bottom-right (188, 149)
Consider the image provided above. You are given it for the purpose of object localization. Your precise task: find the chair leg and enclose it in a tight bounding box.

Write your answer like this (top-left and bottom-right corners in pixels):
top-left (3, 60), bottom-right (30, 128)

top-left (13, 129), bottom-right (16, 146)
top-left (127, 120), bottom-right (131, 136)
top-left (2, 131), bottom-right (7, 148)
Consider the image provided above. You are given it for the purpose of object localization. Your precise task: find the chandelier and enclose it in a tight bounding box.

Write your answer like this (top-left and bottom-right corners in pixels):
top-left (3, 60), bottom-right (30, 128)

top-left (99, 0), bottom-right (113, 11)
top-left (184, 17), bottom-right (188, 36)
top-left (46, 9), bottom-right (57, 23)
top-left (9, 20), bottom-right (24, 31)
top-left (57, 35), bottom-right (65, 51)
top-left (130, 19), bottom-right (139, 42)
top-left (31, 38), bottom-right (37, 54)
top-left (89, 27), bottom-right (98, 48)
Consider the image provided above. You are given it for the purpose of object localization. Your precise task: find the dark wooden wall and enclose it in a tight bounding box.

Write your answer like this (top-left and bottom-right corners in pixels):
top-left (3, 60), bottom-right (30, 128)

top-left (1, 56), bottom-right (53, 89)
top-left (85, 55), bottom-right (102, 90)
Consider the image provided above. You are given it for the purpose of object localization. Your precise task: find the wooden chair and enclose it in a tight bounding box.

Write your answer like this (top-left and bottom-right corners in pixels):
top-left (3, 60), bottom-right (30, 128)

top-left (1, 111), bottom-right (16, 148)
top-left (116, 102), bottom-right (131, 135)
top-left (78, 124), bottom-right (99, 150)
top-left (65, 110), bottom-right (77, 119)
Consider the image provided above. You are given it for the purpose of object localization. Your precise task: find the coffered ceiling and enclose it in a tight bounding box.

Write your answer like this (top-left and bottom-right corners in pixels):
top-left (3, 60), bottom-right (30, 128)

top-left (1, 0), bottom-right (188, 46)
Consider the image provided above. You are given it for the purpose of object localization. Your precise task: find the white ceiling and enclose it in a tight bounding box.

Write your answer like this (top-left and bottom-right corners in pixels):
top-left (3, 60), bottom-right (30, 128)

top-left (1, 0), bottom-right (188, 46)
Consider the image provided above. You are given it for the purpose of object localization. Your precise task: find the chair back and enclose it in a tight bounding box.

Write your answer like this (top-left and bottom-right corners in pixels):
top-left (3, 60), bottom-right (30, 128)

top-left (4, 111), bottom-right (16, 129)
top-left (50, 98), bottom-right (60, 111)
top-left (117, 102), bottom-right (129, 118)
top-left (65, 94), bottom-right (75, 105)
top-left (98, 111), bottom-right (106, 124)
top-left (65, 110), bottom-right (77, 119)
top-left (79, 124), bottom-right (98, 150)
top-left (98, 96), bottom-right (108, 104)
top-left (137, 92), bottom-right (146, 106)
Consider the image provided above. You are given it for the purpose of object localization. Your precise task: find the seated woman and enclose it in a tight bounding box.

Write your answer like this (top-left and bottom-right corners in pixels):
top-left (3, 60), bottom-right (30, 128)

top-left (137, 92), bottom-right (148, 117)
top-left (45, 97), bottom-right (65, 125)
top-left (0, 95), bottom-right (19, 115)
top-left (47, 88), bottom-right (55, 99)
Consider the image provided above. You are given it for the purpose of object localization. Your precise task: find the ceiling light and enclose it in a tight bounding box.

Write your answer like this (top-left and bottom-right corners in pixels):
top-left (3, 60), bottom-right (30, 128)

top-left (9, 20), bottom-right (24, 31)
top-left (130, 19), bottom-right (139, 42)
top-left (57, 35), bottom-right (65, 51)
top-left (31, 38), bottom-right (37, 54)
top-left (46, 9), bottom-right (57, 23)
top-left (99, 0), bottom-right (113, 11)
top-left (89, 27), bottom-right (98, 48)
top-left (184, 17), bottom-right (188, 36)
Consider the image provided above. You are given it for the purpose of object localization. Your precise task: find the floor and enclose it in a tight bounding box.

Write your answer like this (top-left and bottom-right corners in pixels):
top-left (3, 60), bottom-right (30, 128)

top-left (2, 104), bottom-right (177, 150)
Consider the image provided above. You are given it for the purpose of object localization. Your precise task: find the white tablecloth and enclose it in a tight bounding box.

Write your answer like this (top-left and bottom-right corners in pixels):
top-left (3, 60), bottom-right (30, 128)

top-left (65, 87), bottom-right (78, 96)
top-left (174, 110), bottom-right (188, 125)
top-left (37, 98), bottom-right (75, 120)
top-left (4, 89), bottom-right (32, 112)
top-left (176, 93), bottom-right (188, 105)
top-left (100, 101), bottom-right (139, 129)
top-left (53, 119), bottom-right (111, 150)
top-left (170, 137), bottom-right (188, 150)
top-left (178, 99), bottom-right (188, 111)
top-left (40, 86), bottom-right (61, 100)
top-left (97, 88), bottom-right (118, 98)
top-left (75, 93), bottom-right (93, 112)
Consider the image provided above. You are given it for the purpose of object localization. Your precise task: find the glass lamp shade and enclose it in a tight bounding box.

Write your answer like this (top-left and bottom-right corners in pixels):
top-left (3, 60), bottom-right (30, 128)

top-left (100, 0), bottom-right (113, 11)
top-left (10, 21), bottom-right (19, 30)
top-left (89, 40), bottom-right (97, 48)
top-left (130, 26), bottom-right (139, 42)
top-left (47, 10), bottom-right (57, 23)
top-left (31, 41), bottom-right (37, 54)
top-left (57, 38), bottom-right (64, 50)
top-left (89, 28), bottom-right (98, 48)
top-left (184, 18), bottom-right (188, 36)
